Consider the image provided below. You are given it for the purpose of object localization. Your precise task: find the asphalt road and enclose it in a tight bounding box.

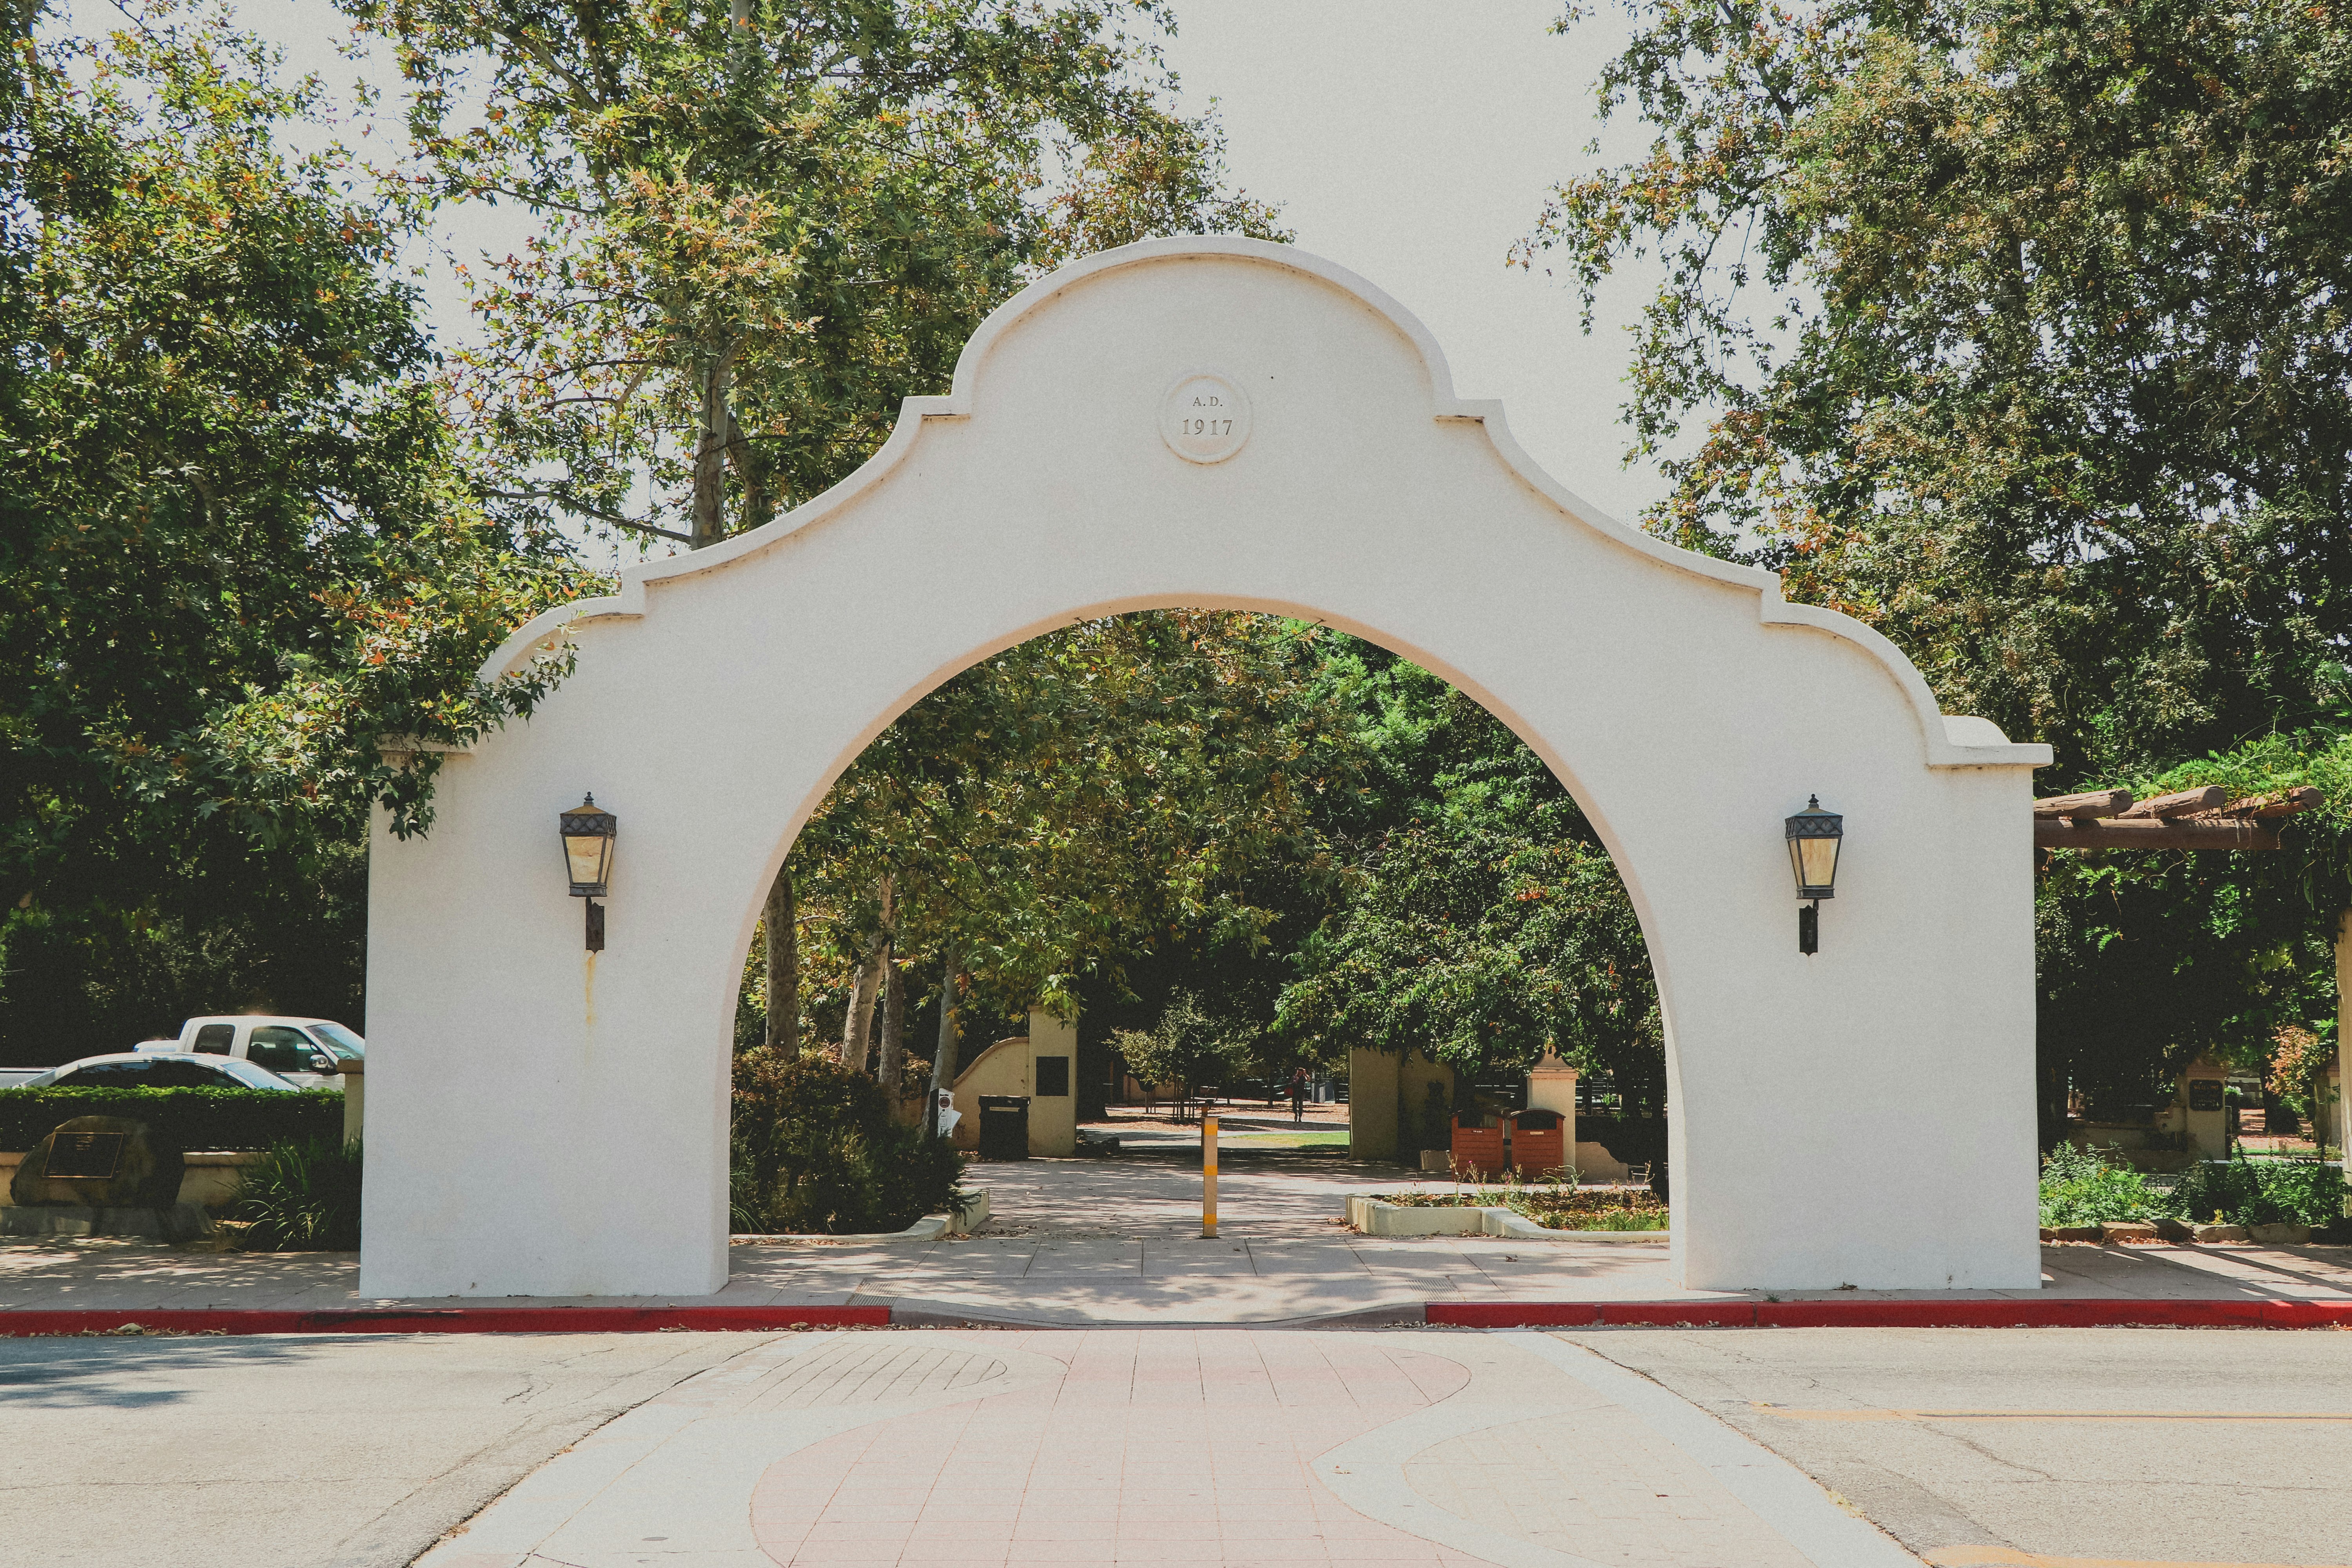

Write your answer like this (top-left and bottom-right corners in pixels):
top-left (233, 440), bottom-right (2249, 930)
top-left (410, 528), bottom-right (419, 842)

top-left (9, 1325), bottom-right (2351, 1567)
top-left (0, 1328), bottom-right (789, 1568)
top-left (1566, 1325), bottom-right (2352, 1566)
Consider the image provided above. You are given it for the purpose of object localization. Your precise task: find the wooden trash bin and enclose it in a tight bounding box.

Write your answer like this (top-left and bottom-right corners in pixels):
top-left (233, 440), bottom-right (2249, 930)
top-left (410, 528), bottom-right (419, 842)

top-left (1510, 1109), bottom-right (1566, 1176)
top-left (1449, 1113), bottom-right (1506, 1176)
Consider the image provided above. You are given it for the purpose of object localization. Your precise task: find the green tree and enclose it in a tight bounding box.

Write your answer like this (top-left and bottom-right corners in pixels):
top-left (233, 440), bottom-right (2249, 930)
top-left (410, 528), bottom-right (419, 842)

top-left (0, 1), bottom-right (586, 1058)
top-left (1521, 0), bottom-right (2352, 784)
top-left (347, 0), bottom-right (1284, 548)
top-left (1275, 653), bottom-right (1662, 1107)
top-left (784, 612), bottom-right (1360, 1063)
top-left (1109, 990), bottom-right (1249, 1101)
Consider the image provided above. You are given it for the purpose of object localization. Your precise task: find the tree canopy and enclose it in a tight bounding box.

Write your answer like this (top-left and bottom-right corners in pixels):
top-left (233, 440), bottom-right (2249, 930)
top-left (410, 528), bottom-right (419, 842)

top-left (1522, 0), bottom-right (2352, 785)
top-left (0, 0), bottom-right (584, 1058)
top-left (1527, 0), bottom-right (2352, 1135)
top-left (345, 0), bottom-right (1284, 548)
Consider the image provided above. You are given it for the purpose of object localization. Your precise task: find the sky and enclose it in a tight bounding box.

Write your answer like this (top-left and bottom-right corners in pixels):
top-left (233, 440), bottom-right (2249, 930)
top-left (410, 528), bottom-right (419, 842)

top-left (1154, 2), bottom-right (1676, 525)
top-left (114, 0), bottom-right (1682, 528)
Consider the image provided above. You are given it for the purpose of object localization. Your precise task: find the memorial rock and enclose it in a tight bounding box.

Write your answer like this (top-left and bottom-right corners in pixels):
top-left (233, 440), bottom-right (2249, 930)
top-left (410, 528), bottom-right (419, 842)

top-left (10, 1115), bottom-right (185, 1208)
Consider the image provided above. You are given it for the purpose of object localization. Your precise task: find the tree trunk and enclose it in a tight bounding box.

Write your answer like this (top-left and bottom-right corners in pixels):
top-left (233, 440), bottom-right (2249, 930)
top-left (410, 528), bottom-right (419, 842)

top-left (927, 942), bottom-right (959, 1138)
top-left (727, 411), bottom-right (779, 532)
top-left (842, 877), bottom-right (893, 1073)
top-left (690, 347), bottom-right (737, 549)
top-left (762, 868), bottom-right (796, 1053)
top-left (842, 948), bottom-right (879, 1073)
top-left (878, 949), bottom-right (905, 1092)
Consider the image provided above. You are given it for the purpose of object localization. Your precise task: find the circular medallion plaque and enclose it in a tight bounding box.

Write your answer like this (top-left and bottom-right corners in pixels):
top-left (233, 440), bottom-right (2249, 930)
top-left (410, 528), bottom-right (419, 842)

top-left (1159, 372), bottom-right (1252, 464)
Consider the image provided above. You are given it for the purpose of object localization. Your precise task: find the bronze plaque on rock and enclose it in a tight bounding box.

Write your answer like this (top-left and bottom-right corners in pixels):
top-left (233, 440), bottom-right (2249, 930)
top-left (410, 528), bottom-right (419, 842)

top-left (45, 1130), bottom-right (125, 1180)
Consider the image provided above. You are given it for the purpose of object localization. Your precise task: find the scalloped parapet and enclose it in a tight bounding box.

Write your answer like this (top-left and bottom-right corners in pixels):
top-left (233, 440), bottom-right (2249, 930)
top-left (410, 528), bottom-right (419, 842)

top-left (479, 238), bottom-right (2045, 773)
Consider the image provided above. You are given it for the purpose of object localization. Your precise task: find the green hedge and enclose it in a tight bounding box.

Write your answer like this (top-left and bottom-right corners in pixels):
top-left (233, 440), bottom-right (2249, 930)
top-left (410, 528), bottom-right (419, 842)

top-left (0, 1087), bottom-right (343, 1152)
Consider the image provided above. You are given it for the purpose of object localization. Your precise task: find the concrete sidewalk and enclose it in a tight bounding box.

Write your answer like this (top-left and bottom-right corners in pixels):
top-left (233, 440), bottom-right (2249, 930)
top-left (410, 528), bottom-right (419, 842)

top-left (5, 1156), bottom-right (2349, 1326)
top-left (5, 1232), bottom-right (2349, 1328)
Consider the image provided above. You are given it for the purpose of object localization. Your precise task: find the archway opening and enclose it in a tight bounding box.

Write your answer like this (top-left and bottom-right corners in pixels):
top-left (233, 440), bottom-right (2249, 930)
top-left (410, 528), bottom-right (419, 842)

top-left (724, 608), bottom-right (1669, 1241)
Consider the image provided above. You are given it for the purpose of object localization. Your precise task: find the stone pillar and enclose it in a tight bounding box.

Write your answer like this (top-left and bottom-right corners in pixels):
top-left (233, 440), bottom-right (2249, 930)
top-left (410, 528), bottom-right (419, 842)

top-left (2176, 1055), bottom-right (2227, 1165)
top-left (1024, 1007), bottom-right (1078, 1158)
top-left (1348, 1046), bottom-right (1399, 1162)
top-left (1526, 1052), bottom-right (1578, 1153)
top-left (341, 1056), bottom-right (366, 1147)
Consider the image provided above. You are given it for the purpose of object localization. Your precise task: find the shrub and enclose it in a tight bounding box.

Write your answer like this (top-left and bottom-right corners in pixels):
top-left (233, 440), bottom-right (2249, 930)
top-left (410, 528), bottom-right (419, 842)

top-left (0, 1087), bottom-right (342, 1152)
top-left (731, 1048), bottom-right (965, 1234)
top-left (2038, 1142), bottom-right (2163, 1226)
top-left (230, 1138), bottom-right (363, 1250)
top-left (2165, 1158), bottom-right (2346, 1228)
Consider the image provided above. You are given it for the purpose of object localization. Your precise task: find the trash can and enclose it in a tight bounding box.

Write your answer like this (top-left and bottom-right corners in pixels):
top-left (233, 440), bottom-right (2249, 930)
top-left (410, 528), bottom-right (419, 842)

top-left (1510, 1109), bottom-right (1565, 1176)
top-left (1449, 1112), bottom-right (1504, 1176)
top-left (977, 1095), bottom-right (1031, 1161)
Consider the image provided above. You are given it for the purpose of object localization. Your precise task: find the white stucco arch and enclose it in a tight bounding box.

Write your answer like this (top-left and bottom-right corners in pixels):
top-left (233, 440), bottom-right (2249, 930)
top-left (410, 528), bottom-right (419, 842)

top-left (361, 238), bottom-right (2050, 1300)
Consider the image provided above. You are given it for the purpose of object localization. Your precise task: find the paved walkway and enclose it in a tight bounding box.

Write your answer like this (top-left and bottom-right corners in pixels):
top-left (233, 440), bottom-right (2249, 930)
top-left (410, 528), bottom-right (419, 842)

top-left (414, 1329), bottom-right (1918, 1568)
top-left (4, 1157), bottom-right (2348, 1324)
top-left (11, 1325), bottom-right (2349, 1566)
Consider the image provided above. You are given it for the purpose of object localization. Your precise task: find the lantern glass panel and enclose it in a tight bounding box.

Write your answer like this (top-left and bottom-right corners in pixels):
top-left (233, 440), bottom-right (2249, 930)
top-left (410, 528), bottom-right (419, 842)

top-left (564, 832), bottom-right (612, 894)
top-left (1795, 833), bottom-right (1840, 897)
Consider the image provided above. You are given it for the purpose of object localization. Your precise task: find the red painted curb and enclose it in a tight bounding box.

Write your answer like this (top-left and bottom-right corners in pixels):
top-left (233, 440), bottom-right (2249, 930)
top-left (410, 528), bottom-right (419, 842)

top-left (1425, 1302), bottom-right (1601, 1327)
top-left (7, 1301), bottom-right (2345, 1335)
top-left (1430, 1299), bottom-right (2352, 1330)
top-left (0, 1305), bottom-right (891, 1337)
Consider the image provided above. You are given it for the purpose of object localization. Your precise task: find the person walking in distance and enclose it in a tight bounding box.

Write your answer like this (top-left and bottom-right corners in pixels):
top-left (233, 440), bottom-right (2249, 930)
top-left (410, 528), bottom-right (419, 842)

top-left (1288, 1065), bottom-right (1308, 1125)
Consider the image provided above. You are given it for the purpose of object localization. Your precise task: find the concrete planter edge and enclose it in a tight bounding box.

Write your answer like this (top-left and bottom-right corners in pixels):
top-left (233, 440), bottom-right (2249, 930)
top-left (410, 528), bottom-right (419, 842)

top-left (1347, 1194), bottom-right (1670, 1244)
top-left (733, 1188), bottom-right (989, 1245)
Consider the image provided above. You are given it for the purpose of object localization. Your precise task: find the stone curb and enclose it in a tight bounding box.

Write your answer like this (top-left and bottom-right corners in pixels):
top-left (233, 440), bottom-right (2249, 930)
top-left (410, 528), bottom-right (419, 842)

top-left (7, 1296), bottom-right (2348, 1337)
top-left (729, 1189), bottom-right (990, 1246)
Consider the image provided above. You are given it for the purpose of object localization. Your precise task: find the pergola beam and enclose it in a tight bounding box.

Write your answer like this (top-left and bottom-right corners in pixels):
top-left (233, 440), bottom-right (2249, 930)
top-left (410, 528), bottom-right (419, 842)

top-left (2117, 786), bottom-right (2229, 819)
top-left (2034, 818), bottom-right (2281, 851)
top-left (2033, 784), bottom-right (2319, 849)
top-left (2033, 789), bottom-right (2134, 820)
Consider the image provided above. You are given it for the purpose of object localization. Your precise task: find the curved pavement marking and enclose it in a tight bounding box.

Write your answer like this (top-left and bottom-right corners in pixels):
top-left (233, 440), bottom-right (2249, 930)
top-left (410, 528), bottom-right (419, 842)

top-left (1310, 1351), bottom-right (1616, 1568)
top-left (415, 1333), bottom-right (1072, 1568)
top-left (1511, 1331), bottom-right (1925, 1567)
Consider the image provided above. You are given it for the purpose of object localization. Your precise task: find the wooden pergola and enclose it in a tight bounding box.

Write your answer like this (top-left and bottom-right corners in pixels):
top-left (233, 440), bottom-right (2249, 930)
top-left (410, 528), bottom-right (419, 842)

top-left (2033, 784), bottom-right (2321, 850)
top-left (2033, 783), bottom-right (2346, 1171)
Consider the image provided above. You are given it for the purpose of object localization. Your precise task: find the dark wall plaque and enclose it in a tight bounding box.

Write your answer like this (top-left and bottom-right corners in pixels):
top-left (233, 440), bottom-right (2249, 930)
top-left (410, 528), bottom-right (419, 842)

top-left (46, 1130), bottom-right (125, 1180)
top-left (2187, 1079), bottom-right (2225, 1112)
top-left (1033, 1054), bottom-right (1070, 1098)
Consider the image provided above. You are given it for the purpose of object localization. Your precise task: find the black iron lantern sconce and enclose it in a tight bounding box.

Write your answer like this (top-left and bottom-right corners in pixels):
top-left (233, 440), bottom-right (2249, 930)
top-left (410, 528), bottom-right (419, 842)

top-left (559, 793), bottom-right (616, 951)
top-left (1784, 794), bottom-right (1843, 955)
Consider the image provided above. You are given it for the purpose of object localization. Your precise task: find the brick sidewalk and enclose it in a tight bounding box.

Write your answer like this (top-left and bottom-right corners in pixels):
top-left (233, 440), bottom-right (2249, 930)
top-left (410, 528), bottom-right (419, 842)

top-left (414, 1329), bottom-right (1909, 1568)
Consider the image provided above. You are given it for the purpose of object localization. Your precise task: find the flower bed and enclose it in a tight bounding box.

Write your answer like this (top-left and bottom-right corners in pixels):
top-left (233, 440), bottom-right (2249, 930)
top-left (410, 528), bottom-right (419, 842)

top-left (2042, 1143), bottom-right (2346, 1231)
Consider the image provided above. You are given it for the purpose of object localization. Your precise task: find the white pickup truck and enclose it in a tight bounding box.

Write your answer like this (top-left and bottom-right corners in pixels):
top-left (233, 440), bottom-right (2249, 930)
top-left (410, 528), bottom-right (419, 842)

top-left (134, 1015), bottom-right (364, 1088)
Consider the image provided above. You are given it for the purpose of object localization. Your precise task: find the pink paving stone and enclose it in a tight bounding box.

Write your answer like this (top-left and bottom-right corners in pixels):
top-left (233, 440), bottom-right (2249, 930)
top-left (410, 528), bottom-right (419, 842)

top-left (749, 1333), bottom-right (1487, 1567)
top-left (1009, 1521), bottom-right (1119, 1543)
top-left (1102, 1539), bottom-right (1227, 1563)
